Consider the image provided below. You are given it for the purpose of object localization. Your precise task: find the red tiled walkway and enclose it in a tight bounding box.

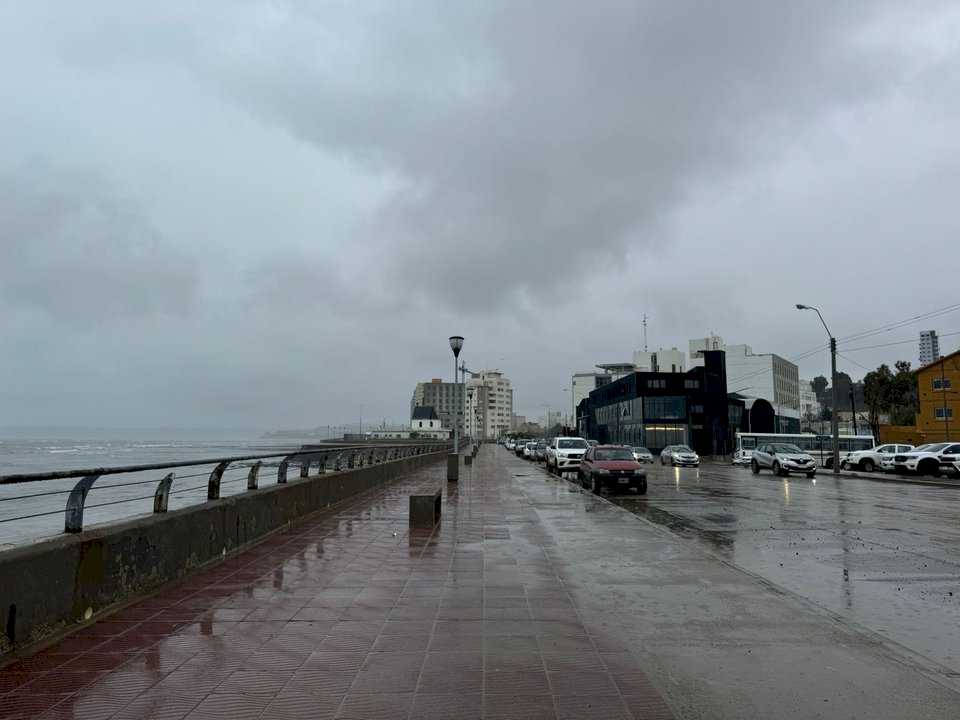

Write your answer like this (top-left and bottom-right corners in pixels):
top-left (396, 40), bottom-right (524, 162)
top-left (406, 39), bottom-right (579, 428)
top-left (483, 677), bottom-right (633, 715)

top-left (0, 447), bottom-right (674, 719)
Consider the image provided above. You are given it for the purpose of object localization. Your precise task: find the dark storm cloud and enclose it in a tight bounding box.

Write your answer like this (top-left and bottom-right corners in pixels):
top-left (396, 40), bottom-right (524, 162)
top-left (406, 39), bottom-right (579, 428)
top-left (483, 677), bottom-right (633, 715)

top-left (0, 162), bottom-right (197, 323)
top-left (212, 1), bottom-right (905, 309)
top-left (2, 0), bottom-right (960, 428)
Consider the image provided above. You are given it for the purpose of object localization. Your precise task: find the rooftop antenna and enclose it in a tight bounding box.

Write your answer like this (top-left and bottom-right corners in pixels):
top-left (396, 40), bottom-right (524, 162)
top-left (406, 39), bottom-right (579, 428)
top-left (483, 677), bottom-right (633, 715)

top-left (642, 314), bottom-right (648, 352)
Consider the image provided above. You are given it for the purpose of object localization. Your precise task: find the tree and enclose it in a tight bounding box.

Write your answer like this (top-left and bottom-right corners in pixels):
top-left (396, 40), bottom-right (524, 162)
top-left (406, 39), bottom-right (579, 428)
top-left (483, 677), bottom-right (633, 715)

top-left (863, 364), bottom-right (893, 438)
top-left (889, 361), bottom-right (918, 425)
top-left (812, 376), bottom-right (829, 404)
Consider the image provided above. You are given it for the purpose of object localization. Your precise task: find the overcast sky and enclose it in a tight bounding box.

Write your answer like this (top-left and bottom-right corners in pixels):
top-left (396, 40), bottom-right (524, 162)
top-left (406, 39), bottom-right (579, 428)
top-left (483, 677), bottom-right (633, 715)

top-left (2, 1), bottom-right (960, 430)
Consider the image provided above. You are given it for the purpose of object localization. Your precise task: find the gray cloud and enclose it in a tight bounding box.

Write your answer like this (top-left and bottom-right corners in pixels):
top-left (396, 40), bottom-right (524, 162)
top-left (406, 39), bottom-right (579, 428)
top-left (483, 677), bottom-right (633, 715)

top-left (0, 162), bottom-right (197, 324)
top-left (1, 1), bottom-right (960, 429)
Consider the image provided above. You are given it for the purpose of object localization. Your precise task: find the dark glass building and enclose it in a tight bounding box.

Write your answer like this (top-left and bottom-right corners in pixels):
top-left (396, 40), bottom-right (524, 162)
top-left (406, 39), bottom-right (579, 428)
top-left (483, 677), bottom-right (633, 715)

top-left (577, 350), bottom-right (744, 455)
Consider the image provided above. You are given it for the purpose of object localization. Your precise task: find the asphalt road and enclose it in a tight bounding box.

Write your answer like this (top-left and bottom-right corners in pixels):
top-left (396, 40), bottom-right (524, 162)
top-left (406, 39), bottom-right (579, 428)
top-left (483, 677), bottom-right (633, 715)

top-left (579, 459), bottom-right (960, 676)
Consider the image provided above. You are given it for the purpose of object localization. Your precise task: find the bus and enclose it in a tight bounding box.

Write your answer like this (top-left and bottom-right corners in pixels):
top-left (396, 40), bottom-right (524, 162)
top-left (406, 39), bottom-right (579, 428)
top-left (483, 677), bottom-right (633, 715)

top-left (735, 432), bottom-right (875, 467)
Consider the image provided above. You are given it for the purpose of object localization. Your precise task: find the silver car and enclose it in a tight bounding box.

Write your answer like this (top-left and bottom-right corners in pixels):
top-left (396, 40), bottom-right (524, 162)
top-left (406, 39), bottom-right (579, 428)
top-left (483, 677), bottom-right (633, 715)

top-left (660, 445), bottom-right (700, 467)
top-left (751, 442), bottom-right (816, 478)
top-left (632, 446), bottom-right (654, 463)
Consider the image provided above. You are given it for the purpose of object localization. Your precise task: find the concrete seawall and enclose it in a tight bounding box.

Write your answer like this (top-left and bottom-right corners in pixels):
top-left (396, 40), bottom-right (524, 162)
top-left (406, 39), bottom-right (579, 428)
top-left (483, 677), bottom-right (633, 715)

top-left (0, 449), bottom-right (447, 658)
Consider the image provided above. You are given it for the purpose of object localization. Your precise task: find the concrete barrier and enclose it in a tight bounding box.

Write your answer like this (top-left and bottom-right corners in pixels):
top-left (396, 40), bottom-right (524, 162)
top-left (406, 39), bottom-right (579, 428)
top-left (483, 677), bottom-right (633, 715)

top-left (0, 450), bottom-right (445, 658)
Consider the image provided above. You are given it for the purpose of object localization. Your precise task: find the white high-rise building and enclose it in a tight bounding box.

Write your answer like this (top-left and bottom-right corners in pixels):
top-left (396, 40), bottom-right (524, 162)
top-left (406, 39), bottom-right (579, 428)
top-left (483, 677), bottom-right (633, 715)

top-left (632, 347), bottom-right (685, 373)
top-left (464, 369), bottom-right (512, 440)
top-left (920, 330), bottom-right (941, 366)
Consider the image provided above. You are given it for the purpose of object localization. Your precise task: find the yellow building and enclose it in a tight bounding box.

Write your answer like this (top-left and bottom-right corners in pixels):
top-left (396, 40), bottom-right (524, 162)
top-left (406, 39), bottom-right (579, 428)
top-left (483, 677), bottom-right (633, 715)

top-left (916, 348), bottom-right (960, 442)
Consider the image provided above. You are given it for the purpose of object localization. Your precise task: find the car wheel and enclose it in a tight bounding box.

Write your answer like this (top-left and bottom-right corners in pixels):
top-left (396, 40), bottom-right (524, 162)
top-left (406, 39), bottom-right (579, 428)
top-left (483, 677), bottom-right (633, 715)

top-left (919, 460), bottom-right (941, 477)
top-left (806, 472), bottom-right (816, 479)
top-left (660, 457), bottom-right (666, 465)
top-left (861, 459), bottom-right (875, 472)
top-left (636, 481), bottom-right (647, 495)
top-left (751, 460), bottom-right (760, 475)
top-left (773, 461), bottom-right (783, 477)
top-left (591, 475), bottom-right (600, 494)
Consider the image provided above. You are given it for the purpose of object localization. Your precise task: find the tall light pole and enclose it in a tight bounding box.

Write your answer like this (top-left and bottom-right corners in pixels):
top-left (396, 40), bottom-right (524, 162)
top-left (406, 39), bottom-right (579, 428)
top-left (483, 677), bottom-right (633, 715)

top-left (797, 304), bottom-right (840, 475)
top-left (448, 336), bottom-right (464, 481)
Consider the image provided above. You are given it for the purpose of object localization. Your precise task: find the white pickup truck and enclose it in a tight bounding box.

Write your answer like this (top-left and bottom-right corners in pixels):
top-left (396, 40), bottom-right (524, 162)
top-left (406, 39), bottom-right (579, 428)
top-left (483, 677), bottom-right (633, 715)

top-left (545, 437), bottom-right (589, 476)
top-left (840, 443), bottom-right (913, 472)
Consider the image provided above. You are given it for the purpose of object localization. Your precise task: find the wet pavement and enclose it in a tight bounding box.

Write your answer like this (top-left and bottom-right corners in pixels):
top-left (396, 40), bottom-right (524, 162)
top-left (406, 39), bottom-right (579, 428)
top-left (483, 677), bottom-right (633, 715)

top-left (3, 447), bottom-right (960, 719)
top-left (604, 459), bottom-right (960, 677)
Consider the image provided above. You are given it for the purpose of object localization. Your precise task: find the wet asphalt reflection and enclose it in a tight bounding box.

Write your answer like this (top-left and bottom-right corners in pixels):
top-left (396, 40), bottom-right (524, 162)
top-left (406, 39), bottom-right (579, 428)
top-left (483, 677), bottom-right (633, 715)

top-left (556, 458), bottom-right (960, 674)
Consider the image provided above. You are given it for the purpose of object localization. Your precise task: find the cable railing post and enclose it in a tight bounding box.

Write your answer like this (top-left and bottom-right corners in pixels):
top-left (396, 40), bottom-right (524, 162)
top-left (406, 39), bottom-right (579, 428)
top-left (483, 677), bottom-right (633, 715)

top-left (153, 473), bottom-right (175, 513)
top-left (208, 461), bottom-right (230, 500)
top-left (277, 458), bottom-right (289, 484)
top-left (64, 474), bottom-right (100, 533)
top-left (300, 457), bottom-right (311, 479)
top-left (247, 461), bottom-right (262, 490)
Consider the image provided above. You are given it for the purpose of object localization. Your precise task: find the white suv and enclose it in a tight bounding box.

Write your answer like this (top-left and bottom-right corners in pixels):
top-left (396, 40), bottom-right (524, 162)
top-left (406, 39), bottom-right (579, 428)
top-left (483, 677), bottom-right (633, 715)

top-left (892, 443), bottom-right (957, 477)
top-left (841, 444), bottom-right (913, 473)
top-left (546, 437), bottom-right (589, 476)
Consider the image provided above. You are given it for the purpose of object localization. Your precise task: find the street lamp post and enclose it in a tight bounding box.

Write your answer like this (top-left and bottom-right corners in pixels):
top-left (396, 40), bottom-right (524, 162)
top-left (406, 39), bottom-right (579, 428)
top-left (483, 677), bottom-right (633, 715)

top-left (796, 304), bottom-right (840, 475)
top-left (448, 336), bottom-right (464, 481)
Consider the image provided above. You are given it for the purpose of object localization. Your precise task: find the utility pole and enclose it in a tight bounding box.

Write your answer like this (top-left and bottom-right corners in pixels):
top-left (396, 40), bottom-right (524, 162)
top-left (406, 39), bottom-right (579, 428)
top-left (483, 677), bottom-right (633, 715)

top-left (849, 388), bottom-right (858, 436)
top-left (942, 357), bottom-right (950, 441)
top-left (642, 314), bottom-right (648, 353)
top-left (797, 304), bottom-right (840, 475)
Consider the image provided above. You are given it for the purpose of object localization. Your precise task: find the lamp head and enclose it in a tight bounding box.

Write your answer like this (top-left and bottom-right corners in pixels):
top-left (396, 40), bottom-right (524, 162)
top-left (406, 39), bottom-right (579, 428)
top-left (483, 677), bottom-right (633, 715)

top-left (449, 335), bottom-right (464, 357)
top-left (795, 304), bottom-right (808, 310)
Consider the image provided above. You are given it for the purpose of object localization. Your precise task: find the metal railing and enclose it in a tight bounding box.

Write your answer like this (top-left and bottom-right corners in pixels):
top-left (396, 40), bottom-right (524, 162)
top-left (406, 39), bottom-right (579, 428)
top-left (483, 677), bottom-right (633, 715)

top-left (0, 442), bottom-right (451, 535)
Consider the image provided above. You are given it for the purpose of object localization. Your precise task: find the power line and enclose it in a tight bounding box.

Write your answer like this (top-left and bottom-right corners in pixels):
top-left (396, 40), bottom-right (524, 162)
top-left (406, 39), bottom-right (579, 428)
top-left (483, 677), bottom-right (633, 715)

top-left (837, 301), bottom-right (960, 345)
top-left (836, 352), bottom-right (871, 373)
top-left (839, 330), bottom-right (960, 353)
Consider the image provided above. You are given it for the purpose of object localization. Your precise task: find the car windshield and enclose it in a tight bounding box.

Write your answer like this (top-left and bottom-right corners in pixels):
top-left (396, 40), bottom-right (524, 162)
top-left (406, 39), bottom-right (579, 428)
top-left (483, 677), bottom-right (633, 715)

top-left (558, 438), bottom-right (588, 449)
top-left (673, 446), bottom-right (693, 453)
top-left (771, 444), bottom-right (803, 453)
top-left (633, 447), bottom-right (650, 454)
top-left (923, 443), bottom-right (949, 452)
top-left (596, 448), bottom-right (635, 461)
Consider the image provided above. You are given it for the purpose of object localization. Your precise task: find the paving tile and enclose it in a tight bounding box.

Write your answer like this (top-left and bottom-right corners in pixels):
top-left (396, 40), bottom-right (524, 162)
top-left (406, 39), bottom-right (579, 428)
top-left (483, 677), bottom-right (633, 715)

top-left (409, 693), bottom-right (482, 719)
top-left (183, 693), bottom-right (270, 720)
top-left (109, 692), bottom-right (201, 720)
top-left (262, 689), bottom-right (341, 720)
top-left (0, 693), bottom-right (71, 720)
top-left (335, 691), bottom-right (414, 719)
top-left (555, 694), bottom-right (631, 719)
top-left (485, 668), bottom-right (551, 695)
top-left (483, 693), bottom-right (556, 720)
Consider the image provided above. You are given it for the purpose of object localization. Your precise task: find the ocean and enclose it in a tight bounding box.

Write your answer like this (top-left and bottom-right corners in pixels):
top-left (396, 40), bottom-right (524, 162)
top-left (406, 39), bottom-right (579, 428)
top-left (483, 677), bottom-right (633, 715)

top-left (0, 428), bottom-right (317, 549)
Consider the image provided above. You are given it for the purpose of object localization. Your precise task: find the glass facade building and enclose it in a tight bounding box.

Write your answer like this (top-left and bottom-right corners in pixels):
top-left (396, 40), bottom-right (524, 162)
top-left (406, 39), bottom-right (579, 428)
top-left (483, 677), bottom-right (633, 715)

top-left (578, 350), bottom-right (744, 455)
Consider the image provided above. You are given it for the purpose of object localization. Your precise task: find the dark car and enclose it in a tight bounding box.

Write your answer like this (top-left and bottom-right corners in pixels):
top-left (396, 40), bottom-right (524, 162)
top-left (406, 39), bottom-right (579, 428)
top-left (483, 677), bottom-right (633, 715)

top-left (578, 445), bottom-right (647, 495)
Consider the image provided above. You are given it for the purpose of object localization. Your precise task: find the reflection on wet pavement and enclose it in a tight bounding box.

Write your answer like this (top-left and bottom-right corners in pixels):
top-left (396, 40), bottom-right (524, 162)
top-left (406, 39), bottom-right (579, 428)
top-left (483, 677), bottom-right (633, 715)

top-left (609, 461), bottom-right (960, 673)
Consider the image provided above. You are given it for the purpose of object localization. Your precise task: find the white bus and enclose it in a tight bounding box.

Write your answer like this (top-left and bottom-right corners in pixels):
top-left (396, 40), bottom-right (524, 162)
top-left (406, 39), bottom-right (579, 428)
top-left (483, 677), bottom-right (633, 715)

top-left (735, 432), bottom-right (875, 467)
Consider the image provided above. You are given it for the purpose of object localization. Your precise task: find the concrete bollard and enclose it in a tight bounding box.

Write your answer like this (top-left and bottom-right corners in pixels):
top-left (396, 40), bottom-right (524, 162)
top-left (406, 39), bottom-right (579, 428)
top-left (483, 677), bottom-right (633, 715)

top-left (409, 488), bottom-right (442, 529)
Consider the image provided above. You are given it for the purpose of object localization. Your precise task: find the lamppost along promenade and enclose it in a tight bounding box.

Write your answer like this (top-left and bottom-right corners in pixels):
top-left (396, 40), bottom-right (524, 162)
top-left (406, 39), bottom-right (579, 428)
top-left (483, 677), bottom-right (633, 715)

top-left (796, 304), bottom-right (840, 475)
top-left (448, 336), bottom-right (464, 481)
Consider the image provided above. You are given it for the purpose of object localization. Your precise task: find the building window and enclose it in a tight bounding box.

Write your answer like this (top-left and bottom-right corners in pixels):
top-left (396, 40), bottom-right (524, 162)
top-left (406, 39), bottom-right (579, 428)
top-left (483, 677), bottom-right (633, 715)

top-left (935, 407), bottom-right (954, 420)
top-left (933, 378), bottom-right (952, 390)
top-left (684, 379), bottom-right (699, 389)
top-left (646, 379), bottom-right (666, 389)
top-left (419, 421), bottom-right (423, 427)
top-left (644, 396), bottom-right (686, 419)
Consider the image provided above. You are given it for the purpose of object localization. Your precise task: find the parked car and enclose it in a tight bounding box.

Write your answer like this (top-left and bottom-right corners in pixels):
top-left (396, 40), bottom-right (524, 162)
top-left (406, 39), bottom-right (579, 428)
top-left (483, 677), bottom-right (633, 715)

top-left (841, 444), bottom-right (913, 472)
top-left (751, 443), bottom-right (816, 478)
top-left (938, 444), bottom-right (960, 477)
top-left (660, 445), bottom-right (700, 467)
top-left (534, 440), bottom-right (547, 461)
top-left (523, 441), bottom-right (537, 459)
top-left (545, 437), bottom-right (590, 475)
top-left (505, 439), bottom-right (515, 451)
top-left (578, 445), bottom-right (647, 494)
top-left (892, 443), bottom-right (955, 476)
top-left (515, 439), bottom-right (531, 457)
top-left (632, 446), bottom-right (654, 463)
top-left (732, 449), bottom-right (753, 466)
top-left (586, 439), bottom-right (598, 448)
